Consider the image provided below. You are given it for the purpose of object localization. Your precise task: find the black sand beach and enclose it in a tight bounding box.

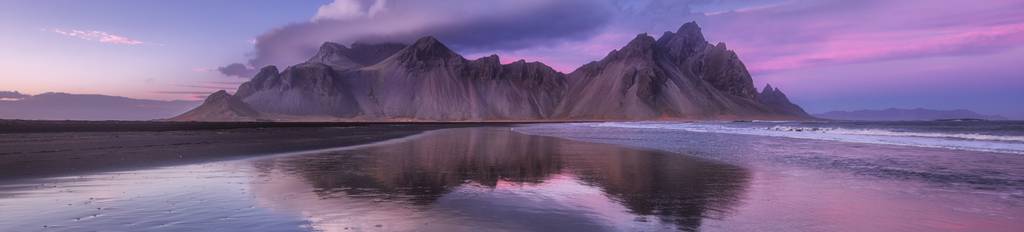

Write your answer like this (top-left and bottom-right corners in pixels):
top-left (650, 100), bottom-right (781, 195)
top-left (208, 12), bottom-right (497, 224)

top-left (0, 120), bottom-right (503, 180)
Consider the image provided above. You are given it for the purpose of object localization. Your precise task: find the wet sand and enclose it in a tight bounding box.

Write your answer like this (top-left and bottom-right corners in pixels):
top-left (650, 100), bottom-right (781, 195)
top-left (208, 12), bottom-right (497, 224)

top-left (0, 121), bottom-right (502, 180)
top-left (1, 127), bottom-right (749, 231)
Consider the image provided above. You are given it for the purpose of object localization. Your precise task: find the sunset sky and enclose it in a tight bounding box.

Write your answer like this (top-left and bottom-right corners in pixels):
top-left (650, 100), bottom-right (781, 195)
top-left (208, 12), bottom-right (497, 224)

top-left (1, 0), bottom-right (1022, 118)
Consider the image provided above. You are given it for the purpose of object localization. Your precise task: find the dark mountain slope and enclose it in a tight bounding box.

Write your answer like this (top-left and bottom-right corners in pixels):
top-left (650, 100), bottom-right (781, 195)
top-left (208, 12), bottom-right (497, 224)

top-left (555, 22), bottom-right (805, 120)
top-left (171, 90), bottom-right (260, 121)
top-left (175, 22), bottom-right (807, 121)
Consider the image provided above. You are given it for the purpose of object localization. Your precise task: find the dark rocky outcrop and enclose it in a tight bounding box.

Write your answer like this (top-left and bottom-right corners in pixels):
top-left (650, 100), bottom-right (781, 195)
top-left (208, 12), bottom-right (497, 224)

top-left (555, 22), bottom-right (804, 120)
top-left (757, 84), bottom-right (809, 116)
top-left (306, 42), bottom-right (406, 70)
top-left (174, 21), bottom-right (808, 121)
top-left (172, 90), bottom-right (260, 121)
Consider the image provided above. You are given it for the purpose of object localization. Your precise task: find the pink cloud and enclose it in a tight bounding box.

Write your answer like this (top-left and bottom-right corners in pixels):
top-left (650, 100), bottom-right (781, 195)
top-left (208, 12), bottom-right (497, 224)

top-left (746, 23), bottom-right (1024, 73)
top-left (50, 29), bottom-right (145, 45)
top-left (702, 0), bottom-right (797, 16)
top-left (191, 67), bottom-right (215, 73)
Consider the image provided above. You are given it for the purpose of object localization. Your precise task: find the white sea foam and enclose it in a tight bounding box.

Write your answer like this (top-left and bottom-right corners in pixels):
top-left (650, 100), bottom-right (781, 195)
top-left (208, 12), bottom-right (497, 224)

top-left (580, 122), bottom-right (1024, 155)
top-left (766, 126), bottom-right (1024, 143)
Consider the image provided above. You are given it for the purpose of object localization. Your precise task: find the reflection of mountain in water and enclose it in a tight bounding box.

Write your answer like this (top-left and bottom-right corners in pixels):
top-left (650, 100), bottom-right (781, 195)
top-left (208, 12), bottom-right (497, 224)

top-left (250, 128), bottom-right (750, 231)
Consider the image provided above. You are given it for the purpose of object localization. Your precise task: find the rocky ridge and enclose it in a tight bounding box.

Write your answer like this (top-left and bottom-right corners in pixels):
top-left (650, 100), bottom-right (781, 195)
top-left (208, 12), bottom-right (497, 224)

top-left (174, 22), bottom-right (809, 121)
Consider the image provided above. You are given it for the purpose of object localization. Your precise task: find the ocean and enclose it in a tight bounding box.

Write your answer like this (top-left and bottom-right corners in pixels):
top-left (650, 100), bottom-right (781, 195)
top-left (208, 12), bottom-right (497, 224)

top-left (565, 120), bottom-right (1024, 154)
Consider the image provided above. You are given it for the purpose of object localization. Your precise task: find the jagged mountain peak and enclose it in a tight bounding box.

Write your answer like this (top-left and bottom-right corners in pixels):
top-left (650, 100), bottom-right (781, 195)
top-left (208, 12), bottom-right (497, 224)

top-left (381, 36), bottom-right (463, 68)
top-left (657, 21), bottom-right (711, 60)
top-left (307, 41), bottom-right (406, 70)
top-left (306, 42), bottom-right (359, 70)
top-left (408, 36), bottom-right (459, 58)
top-left (675, 21), bottom-right (706, 42)
top-left (204, 90), bottom-right (232, 103)
top-left (235, 65), bottom-right (282, 99)
top-left (472, 54), bottom-right (501, 64)
top-left (626, 33), bottom-right (657, 49)
top-left (605, 33), bottom-right (659, 61)
top-left (256, 65), bottom-right (280, 76)
top-left (504, 58), bottom-right (560, 73)
top-left (172, 90), bottom-right (260, 121)
top-left (761, 84), bottom-right (790, 97)
top-left (318, 41), bottom-right (346, 51)
top-left (509, 59), bottom-right (550, 67)
top-left (413, 36), bottom-right (442, 45)
top-left (757, 83), bottom-right (809, 116)
top-left (177, 21), bottom-right (810, 121)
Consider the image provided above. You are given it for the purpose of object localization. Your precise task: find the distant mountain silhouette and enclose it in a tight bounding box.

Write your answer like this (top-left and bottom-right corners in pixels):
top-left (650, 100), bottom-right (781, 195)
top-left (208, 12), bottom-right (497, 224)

top-left (0, 92), bottom-right (199, 121)
top-left (815, 108), bottom-right (1007, 121)
top-left (175, 22), bottom-right (809, 121)
top-left (0, 91), bottom-right (28, 100)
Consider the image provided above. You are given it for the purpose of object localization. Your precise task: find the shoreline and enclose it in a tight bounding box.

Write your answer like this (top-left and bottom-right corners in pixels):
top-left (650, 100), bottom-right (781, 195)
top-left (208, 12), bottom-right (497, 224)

top-left (0, 123), bottom-right (483, 181)
top-left (0, 119), bottom-right (543, 134)
top-left (0, 116), bottom-right (825, 134)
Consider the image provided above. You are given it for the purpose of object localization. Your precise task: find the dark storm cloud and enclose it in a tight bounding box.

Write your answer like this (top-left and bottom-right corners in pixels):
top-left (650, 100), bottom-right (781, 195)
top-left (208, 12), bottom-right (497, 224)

top-left (219, 0), bottom-right (613, 77)
top-left (217, 63), bottom-right (259, 78)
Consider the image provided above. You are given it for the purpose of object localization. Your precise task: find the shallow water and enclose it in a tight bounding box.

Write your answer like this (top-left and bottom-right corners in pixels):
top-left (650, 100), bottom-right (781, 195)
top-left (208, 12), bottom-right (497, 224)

top-left (0, 128), bottom-right (749, 231)
top-left (1, 127), bottom-right (1022, 231)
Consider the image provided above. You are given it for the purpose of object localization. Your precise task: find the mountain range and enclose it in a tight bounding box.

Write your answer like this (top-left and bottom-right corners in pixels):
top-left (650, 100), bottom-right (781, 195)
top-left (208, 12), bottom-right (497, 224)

top-left (0, 92), bottom-right (199, 121)
top-left (815, 108), bottom-right (1008, 121)
top-left (174, 22), bottom-right (809, 122)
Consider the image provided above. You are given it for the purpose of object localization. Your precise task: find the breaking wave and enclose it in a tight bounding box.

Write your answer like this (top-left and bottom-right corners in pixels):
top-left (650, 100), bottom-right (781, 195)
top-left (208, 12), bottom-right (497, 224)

top-left (581, 122), bottom-right (1024, 155)
top-left (765, 126), bottom-right (1024, 143)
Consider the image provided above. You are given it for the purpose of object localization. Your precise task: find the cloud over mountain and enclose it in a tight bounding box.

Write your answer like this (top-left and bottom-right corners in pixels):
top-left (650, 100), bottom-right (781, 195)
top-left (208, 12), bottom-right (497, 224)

top-left (217, 63), bottom-right (260, 79)
top-left (220, 0), bottom-right (612, 77)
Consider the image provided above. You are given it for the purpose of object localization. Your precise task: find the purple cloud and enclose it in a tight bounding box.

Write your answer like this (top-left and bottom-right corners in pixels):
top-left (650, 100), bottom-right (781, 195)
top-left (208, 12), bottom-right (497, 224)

top-left (217, 63), bottom-right (259, 78)
top-left (220, 0), bottom-right (612, 77)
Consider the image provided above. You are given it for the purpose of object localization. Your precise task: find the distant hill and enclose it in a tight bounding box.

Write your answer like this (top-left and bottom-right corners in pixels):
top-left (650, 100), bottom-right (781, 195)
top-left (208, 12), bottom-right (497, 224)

top-left (815, 108), bottom-right (1007, 121)
top-left (0, 92), bottom-right (200, 121)
top-left (0, 91), bottom-right (29, 100)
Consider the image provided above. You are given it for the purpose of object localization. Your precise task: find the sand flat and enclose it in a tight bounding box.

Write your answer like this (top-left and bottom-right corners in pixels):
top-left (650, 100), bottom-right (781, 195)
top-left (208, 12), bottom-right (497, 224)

top-left (0, 121), bottom-right (481, 180)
